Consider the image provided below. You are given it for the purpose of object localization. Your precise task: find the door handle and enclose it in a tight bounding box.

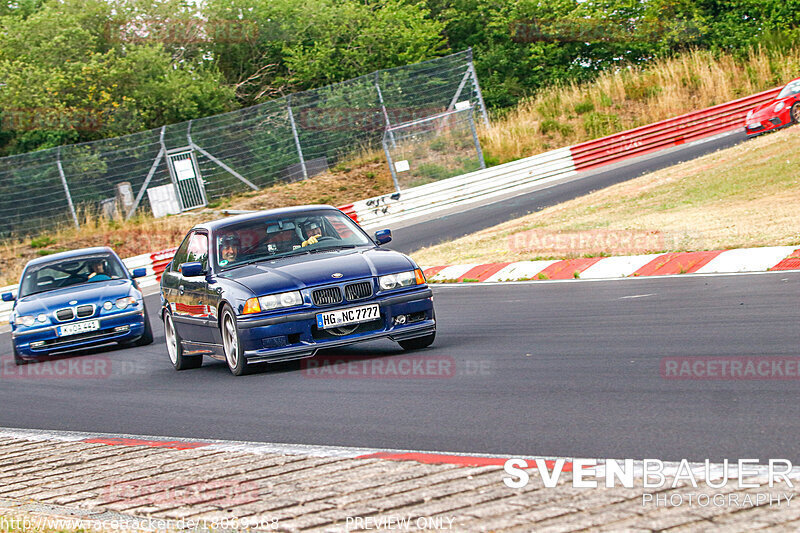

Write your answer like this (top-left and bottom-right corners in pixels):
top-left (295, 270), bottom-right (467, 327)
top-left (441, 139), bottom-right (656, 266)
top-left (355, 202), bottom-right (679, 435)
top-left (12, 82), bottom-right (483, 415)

top-left (179, 285), bottom-right (185, 295)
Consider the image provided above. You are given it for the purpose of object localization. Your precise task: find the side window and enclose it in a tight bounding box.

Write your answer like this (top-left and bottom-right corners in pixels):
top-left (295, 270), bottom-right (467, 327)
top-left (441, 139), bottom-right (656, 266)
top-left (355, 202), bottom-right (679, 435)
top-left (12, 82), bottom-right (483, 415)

top-left (186, 233), bottom-right (209, 270)
top-left (171, 233), bottom-right (193, 271)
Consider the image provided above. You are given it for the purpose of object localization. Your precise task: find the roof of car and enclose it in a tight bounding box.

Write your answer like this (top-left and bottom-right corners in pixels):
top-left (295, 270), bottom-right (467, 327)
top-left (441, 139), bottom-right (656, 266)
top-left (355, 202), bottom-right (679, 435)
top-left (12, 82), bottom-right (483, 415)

top-left (194, 205), bottom-right (342, 233)
top-left (24, 246), bottom-right (117, 268)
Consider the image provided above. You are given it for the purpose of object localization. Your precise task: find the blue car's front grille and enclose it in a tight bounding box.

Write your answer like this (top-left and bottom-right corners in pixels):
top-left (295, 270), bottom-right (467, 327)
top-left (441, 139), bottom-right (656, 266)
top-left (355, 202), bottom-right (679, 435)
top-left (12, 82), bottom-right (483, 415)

top-left (76, 304), bottom-right (95, 318)
top-left (313, 287), bottom-right (343, 306)
top-left (55, 308), bottom-right (74, 322)
top-left (345, 281), bottom-right (372, 301)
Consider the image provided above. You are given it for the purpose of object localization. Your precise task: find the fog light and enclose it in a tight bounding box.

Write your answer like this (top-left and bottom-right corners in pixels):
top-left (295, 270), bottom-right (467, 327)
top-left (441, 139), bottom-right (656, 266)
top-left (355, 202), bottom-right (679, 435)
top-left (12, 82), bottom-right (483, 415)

top-left (30, 341), bottom-right (45, 348)
top-left (114, 325), bottom-right (130, 332)
top-left (394, 315), bottom-right (407, 325)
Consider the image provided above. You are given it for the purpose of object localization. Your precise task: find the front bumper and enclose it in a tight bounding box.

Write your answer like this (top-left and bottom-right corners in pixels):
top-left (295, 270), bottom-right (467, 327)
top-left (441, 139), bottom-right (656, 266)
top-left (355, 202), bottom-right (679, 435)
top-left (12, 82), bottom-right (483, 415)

top-left (12, 309), bottom-right (146, 359)
top-left (237, 288), bottom-right (436, 364)
top-left (745, 115), bottom-right (790, 135)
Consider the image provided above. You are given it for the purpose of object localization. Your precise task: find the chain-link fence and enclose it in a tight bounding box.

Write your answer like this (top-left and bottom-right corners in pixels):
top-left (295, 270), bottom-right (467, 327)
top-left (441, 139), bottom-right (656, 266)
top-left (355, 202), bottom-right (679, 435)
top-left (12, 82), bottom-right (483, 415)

top-left (0, 49), bottom-right (488, 237)
top-left (383, 107), bottom-right (485, 190)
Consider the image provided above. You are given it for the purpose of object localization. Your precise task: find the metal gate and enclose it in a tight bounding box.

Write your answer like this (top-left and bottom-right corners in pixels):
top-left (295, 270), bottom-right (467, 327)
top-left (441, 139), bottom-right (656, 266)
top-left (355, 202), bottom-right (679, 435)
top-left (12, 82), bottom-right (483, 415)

top-left (167, 148), bottom-right (207, 211)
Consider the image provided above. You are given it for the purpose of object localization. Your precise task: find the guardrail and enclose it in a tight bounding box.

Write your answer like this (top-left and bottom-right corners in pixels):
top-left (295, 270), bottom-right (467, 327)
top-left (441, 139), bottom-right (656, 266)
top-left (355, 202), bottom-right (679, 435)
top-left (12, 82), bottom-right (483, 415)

top-left (342, 85), bottom-right (781, 227)
top-left (569, 87), bottom-right (781, 172)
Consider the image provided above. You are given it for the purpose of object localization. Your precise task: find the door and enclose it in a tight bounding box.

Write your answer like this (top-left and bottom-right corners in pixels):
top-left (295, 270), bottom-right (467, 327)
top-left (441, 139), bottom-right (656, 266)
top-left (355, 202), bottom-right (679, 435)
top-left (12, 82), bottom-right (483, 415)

top-left (176, 232), bottom-right (217, 344)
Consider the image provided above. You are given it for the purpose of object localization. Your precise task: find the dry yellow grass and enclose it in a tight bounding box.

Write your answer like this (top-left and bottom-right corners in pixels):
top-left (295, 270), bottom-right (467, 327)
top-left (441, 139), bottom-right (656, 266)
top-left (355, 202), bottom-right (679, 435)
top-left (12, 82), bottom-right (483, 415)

top-left (480, 47), bottom-right (800, 163)
top-left (411, 125), bottom-right (800, 267)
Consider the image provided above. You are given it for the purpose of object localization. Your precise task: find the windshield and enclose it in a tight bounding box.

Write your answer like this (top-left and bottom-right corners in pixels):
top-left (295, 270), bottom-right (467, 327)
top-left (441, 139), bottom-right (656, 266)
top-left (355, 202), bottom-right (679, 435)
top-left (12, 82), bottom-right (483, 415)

top-left (778, 79), bottom-right (800, 99)
top-left (19, 253), bottom-right (128, 297)
top-left (215, 210), bottom-right (373, 270)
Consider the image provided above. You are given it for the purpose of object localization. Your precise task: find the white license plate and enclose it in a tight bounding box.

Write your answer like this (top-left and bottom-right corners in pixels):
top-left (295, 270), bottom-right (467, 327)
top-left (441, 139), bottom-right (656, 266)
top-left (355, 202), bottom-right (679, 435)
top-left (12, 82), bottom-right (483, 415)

top-left (58, 320), bottom-right (100, 337)
top-left (316, 304), bottom-right (380, 329)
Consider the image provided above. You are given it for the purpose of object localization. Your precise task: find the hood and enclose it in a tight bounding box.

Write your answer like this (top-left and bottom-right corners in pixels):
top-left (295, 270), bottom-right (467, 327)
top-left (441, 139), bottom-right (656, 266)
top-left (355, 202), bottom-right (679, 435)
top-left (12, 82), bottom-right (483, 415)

top-left (15, 279), bottom-right (133, 316)
top-left (749, 98), bottom-right (786, 119)
top-left (220, 248), bottom-right (416, 295)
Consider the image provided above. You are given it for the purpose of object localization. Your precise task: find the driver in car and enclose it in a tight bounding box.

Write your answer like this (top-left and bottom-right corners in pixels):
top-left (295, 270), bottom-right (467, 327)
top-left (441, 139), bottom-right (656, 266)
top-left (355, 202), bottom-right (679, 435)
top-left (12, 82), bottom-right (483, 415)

top-left (301, 221), bottom-right (323, 247)
top-left (87, 259), bottom-right (112, 281)
top-left (219, 235), bottom-right (240, 265)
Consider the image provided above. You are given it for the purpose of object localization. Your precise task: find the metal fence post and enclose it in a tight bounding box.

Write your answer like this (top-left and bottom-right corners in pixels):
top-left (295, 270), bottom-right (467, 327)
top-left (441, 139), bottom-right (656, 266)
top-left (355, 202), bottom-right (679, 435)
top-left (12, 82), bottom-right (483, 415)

top-left (375, 72), bottom-right (396, 148)
top-left (56, 147), bottom-right (79, 228)
top-left (382, 136), bottom-right (401, 193)
top-left (287, 96), bottom-right (308, 179)
top-left (468, 112), bottom-right (486, 170)
top-left (448, 69), bottom-right (472, 111)
top-left (467, 48), bottom-right (490, 128)
top-left (127, 126), bottom-right (166, 220)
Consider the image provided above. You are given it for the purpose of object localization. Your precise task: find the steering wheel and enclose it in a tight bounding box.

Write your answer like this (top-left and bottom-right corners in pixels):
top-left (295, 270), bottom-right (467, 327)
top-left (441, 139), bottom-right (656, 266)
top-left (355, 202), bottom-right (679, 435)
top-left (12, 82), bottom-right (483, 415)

top-left (313, 236), bottom-right (337, 243)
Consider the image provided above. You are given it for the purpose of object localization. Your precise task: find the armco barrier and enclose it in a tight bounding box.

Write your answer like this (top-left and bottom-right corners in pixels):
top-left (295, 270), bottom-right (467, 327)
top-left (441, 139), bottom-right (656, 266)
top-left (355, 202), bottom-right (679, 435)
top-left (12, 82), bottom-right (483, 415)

top-left (345, 85), bottom-right (781, 228)
top-left (351, 147), bottom-right (576, 229)
top-left (569, 87), bottom-right (781, 171)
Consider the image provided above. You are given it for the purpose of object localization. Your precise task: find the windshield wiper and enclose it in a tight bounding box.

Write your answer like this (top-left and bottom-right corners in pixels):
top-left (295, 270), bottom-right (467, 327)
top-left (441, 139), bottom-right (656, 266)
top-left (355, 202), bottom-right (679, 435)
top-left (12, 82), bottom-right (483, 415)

top-left (308, 244), bottom-right (358, 253)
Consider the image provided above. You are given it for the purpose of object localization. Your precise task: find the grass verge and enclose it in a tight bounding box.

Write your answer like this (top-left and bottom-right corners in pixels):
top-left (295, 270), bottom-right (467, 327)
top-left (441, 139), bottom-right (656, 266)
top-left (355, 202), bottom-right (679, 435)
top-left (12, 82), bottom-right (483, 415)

top-left (411, 125), bottom-right (800, 267)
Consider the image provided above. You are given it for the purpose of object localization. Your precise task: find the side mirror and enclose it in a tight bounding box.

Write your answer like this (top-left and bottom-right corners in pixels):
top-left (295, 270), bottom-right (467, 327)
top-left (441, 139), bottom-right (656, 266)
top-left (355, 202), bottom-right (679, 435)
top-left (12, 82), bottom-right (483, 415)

top-left (375, 229), bottom-right (392, 245)
top-left (1, 292), bottom-right (15, 302)
top-left (131, 268), bottom-right (147, 279)
top-left (179, 262), bottom-right (205, 277)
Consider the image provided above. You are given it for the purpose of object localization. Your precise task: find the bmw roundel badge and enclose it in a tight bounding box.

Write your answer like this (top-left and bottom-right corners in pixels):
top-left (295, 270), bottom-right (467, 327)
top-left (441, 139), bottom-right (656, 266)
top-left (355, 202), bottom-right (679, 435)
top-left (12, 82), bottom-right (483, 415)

top-left (332, 272), bottom-right (343, 278)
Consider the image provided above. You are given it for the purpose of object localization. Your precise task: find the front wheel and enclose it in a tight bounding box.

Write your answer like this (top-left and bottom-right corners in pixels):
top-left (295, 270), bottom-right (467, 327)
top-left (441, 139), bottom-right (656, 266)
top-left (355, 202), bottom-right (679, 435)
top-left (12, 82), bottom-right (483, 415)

top-left (13, 345), bottom-right (29, 366)
top-left (164, 310), bottom-right (201, 371)
top-left (221, 306), bottom-right (248, 376)
top-left (791, 102), bottom-right (800, 124)
top-left (398, 332), bottom-right (436, 351)
top-left (134, 308), bottom-right (154, 346)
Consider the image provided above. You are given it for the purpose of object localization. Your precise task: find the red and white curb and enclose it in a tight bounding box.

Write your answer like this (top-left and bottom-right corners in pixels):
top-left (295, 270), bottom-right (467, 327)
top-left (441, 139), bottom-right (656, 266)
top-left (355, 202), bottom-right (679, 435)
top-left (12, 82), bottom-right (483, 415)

top-left (422, 245), bottom-right (800, 283)
top-left (2, 426), bottom-right (798, 482)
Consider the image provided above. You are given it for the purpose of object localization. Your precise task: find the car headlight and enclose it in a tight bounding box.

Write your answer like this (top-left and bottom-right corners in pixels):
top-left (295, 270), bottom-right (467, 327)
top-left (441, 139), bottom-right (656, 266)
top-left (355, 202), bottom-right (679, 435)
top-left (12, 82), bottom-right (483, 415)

top-left (243, 291), bottom-right (303, 314)
top-left (115, 296), bottom-right (137, 309)
top-left (15, 315), bottom-right (35, 327)
top-left (379, 269), bottom-right (426, 290)
top-left (774, 101), bottom-right (785, 113)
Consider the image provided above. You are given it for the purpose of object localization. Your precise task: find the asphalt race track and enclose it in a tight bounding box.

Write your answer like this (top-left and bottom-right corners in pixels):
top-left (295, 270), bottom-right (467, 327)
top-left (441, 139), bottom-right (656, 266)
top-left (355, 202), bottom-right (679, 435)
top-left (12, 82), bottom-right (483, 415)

top-left (1, 271), bottom-right (798, 463)
top-left (388, 131), bottom-right (748, 254)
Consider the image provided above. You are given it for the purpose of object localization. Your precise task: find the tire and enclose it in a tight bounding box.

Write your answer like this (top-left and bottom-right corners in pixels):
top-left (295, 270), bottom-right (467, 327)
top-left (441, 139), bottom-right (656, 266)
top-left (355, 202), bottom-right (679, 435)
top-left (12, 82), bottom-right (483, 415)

top-left (134, 309), bottom-right (154, 346)
top-left (791, 102), bottom-right (800, 124)
top-left (13, 345), bottom-right (29, 366)
top-left (164, 310), bottom-right (201, 371)
top-left (398, 332), bottom-right (436, 351)
top-left (221, 305), bottom-right (248, 376)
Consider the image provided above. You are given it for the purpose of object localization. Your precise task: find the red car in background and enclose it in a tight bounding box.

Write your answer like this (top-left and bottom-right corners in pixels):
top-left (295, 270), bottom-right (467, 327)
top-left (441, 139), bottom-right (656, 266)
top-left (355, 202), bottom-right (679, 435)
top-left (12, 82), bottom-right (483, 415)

top-left (745, 77), bottom-right (800, 135)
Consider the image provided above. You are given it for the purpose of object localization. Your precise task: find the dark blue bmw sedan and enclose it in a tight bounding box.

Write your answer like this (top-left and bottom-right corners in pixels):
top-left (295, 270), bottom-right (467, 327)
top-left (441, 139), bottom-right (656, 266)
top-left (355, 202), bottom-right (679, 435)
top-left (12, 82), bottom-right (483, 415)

top-left (160, 205), bottom-right (436, 375)
top-left (4, 247), bottom-right (153, 365)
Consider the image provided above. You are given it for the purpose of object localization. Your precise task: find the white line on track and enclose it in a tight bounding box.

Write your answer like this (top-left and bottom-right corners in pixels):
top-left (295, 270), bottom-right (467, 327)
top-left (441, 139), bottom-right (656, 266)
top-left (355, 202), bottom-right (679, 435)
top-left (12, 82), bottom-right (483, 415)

top-left (432, 268), bottom-right (800, 287)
